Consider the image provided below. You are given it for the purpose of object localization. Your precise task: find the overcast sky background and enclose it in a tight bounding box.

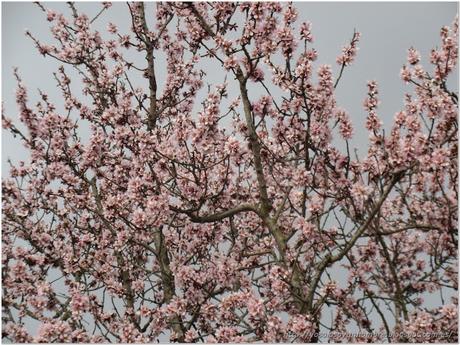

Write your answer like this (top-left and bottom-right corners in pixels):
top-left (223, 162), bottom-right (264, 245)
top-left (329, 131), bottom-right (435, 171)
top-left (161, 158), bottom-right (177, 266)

top-left (1, 1), bottom-right (458, 340)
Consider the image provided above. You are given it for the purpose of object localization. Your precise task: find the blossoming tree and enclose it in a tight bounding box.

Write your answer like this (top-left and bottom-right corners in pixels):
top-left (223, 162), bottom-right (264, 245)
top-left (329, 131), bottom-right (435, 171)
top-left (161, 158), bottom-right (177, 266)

top-left (2, 2), bottom-right (458, 343)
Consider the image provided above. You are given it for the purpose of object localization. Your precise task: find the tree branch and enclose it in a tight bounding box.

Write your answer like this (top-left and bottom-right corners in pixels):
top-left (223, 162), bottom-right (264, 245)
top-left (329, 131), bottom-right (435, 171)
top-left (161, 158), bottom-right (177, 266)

top-left (170, 203), bottom-right (258, 223)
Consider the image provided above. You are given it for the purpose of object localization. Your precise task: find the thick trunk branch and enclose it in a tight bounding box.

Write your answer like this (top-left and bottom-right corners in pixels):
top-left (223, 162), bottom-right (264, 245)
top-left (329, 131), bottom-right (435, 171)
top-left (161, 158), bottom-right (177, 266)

top-left (171, 203), bottom-right (258, 223)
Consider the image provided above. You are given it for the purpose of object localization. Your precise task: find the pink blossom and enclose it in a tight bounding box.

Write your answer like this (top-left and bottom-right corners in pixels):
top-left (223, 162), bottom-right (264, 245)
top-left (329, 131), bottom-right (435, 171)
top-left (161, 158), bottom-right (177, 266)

top-left (400, 65), bottom-right (412, 82)
top-left (107, 22), bottom-right (118, 34)
top-left (336, 32), bottom-right (361, 66)
top-left (224, 55), bottom-right (239, 70)
top-left (407, 47), bottom-right (421, 65)
top-left (336, 109), bottom-right (354, 139)
top-left (46, 10), bottom-right (57, 22)
top-left (300, 21), bottom-right (313, 42)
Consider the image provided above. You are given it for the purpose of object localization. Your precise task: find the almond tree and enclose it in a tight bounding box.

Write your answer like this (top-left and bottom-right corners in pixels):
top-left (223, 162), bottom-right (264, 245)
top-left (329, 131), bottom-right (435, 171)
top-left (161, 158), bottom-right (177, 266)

top-left (2, 2), bottom-right (458, 343)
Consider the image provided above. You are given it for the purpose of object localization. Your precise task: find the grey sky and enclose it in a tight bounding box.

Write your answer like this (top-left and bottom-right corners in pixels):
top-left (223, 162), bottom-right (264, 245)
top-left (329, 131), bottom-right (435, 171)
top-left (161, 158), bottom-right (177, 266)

top-left (1, 1), bottom-right (458, 340)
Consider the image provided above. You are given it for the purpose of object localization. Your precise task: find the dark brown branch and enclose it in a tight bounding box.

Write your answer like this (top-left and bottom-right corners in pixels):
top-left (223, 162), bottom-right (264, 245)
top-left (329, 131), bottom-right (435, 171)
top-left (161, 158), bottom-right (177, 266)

top-left (170, 203), bottom-right (258, 223)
